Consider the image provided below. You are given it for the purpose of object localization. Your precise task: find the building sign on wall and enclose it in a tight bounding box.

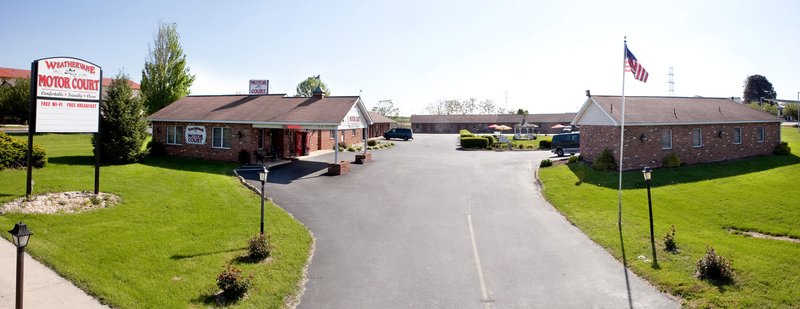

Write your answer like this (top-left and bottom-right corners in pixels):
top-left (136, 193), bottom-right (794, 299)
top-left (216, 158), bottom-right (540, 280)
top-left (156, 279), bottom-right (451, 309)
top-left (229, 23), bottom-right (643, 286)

top-left (32, 57), bottom-right (102, 133)
top-left (185, 126), bottom-right (206, 144)
top-left (339, 105), bottom-right (368, 129)
top-left (249, 80), bottom-right (269, 94)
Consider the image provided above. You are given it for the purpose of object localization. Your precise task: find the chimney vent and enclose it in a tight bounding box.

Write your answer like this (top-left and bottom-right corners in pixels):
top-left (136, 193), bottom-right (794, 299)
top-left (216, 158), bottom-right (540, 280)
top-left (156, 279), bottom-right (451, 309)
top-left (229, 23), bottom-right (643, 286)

top-left (585, 90), bottom-right (591, 97)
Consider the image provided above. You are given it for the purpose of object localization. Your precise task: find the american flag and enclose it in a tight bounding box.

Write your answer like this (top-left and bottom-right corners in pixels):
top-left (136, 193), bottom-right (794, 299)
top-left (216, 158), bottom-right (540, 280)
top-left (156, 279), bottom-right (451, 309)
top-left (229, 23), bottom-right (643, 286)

top-left (625, 46), bottom-right (648, 82)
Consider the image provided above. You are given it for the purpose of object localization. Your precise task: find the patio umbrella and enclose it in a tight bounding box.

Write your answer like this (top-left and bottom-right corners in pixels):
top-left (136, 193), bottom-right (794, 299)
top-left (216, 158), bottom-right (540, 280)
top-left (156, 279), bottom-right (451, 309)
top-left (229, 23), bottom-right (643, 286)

top-left (495, 125), bottom-right (512, 131)
top-left (488, 124), bottom-right (500, 129)
top-left (551, 124), bottom-right (566, 129)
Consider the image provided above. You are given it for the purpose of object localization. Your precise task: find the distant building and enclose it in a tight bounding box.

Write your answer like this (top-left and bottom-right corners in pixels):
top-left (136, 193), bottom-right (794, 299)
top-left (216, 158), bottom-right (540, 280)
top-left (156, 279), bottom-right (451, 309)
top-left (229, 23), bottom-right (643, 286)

top-left (410, 113), bottom-right (577, 134)
top-left (367, 112), bottom-right (398, 138)
top-left (0, 67), bottom-right (141, 98)
top-left (572, 95), bottom-right (783, 170)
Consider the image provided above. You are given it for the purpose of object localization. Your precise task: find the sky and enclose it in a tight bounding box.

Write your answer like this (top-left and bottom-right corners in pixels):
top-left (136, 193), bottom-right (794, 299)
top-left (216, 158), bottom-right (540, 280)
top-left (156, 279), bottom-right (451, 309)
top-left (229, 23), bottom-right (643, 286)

top-left (4, 0), bottom-right (800, 116)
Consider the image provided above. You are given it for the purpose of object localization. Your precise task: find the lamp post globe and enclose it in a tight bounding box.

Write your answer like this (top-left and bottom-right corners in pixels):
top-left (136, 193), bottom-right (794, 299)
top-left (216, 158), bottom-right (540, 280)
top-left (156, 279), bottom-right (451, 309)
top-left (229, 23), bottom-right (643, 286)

top-left (9, 222), bottom-right (33, 309)
top-left (259, 166), bottom-right (268, 235)
top-left (642, 167), bottom-right (657, 266)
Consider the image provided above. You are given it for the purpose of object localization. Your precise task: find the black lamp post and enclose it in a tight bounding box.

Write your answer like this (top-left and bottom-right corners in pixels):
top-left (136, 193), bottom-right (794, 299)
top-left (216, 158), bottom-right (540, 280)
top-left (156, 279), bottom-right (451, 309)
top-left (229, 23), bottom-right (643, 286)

top-left (642, 167), bottom-right (657, 266)
top-left (9, 222), bottom-right (32, 309)
top-left (259, 166), bottom-right (269, 235)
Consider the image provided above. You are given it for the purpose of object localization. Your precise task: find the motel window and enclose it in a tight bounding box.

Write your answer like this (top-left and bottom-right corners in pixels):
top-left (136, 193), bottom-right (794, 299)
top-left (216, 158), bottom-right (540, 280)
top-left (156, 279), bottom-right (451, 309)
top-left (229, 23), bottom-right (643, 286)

top-left (329, 130), bottom-right (335, 139)
top-left (692, 128), bottom-right (703, 147)
top-left (212, 127), bottom-right (232, 149)
top-left (756, 126), bottom-right (765, 142)
top-left (661, 129), bottom-right (672, 149)
top-left (733, 127), bottom-right (742, 144)
top-left (352, 129), bottom-right (357, 136)
top-left (166, 126), bottom-right (183, 145)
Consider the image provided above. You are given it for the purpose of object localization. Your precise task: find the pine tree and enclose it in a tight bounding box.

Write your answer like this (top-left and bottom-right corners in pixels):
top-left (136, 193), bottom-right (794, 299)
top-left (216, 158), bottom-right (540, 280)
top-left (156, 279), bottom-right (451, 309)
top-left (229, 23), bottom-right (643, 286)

top-left (93, 72), bottom-right (149, 164)
top-left (141, 21), bottom-right (195, 114)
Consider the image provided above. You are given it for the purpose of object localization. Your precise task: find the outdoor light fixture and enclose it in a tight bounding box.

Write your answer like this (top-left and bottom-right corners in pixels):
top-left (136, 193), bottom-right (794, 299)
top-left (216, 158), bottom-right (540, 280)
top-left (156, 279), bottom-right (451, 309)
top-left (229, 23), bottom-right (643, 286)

top-left (9, 222), bottom-right (32, 309)
top-left (641, 167), bottom-right (657, 266)
top-left (639, 133), bottom-right (645, 143)
top-left (236, 130), bottom-right (244, 140)
top-left (259, 166), bottom-right (269, 235)
top-left (717, 131), bottom-right (724, 139)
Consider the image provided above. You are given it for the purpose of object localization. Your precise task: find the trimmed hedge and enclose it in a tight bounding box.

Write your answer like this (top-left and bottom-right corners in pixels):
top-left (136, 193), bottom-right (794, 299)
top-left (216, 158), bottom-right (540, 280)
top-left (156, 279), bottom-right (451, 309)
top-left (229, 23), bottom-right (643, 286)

top-left (459, 129), bottom-right (474, 138)
top-left (460, 137), bottom-right (490, 149)
top-left (539, 140), bottom-right (551, 149)
top-left (0, 131), bottom-right (47, 169)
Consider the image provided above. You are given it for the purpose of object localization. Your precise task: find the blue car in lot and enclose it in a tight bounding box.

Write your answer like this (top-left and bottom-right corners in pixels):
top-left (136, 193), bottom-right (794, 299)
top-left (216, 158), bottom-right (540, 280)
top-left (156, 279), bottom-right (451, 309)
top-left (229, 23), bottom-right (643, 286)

top-left (551, 132), bottom-right (580, 157)
top-left (383, 128), bottom-right (414, 141)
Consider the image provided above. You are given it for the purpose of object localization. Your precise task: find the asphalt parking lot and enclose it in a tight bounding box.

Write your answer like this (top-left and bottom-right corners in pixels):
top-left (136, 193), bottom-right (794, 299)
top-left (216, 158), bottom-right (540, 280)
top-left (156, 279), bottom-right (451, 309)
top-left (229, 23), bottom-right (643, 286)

top-left (243, 134), bottom-right (677, 308)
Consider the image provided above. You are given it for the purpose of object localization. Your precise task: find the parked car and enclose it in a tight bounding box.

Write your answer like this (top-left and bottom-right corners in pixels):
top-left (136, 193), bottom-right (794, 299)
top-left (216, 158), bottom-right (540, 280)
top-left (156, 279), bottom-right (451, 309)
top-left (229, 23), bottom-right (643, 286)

top-left (383, 128), bottom-right (413, 141)
top-left (551, 132), bottom-right (580, 157)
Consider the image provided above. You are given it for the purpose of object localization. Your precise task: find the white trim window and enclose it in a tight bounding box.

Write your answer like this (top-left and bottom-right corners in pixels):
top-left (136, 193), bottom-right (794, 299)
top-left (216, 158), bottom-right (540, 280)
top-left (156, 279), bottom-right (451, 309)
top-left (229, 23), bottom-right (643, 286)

top-left (692, 128), bottom-right (703, 147)
top-left (352, 129), bottom-right (357, 136)
top-left (756, 126), bottom-right (765, 143)
top-left (166, 125), bottom-right (183, 145)
top-left (733, 127), bottom-right (742, 144)
top-left (212, 127), bottom-right (232, 149)
top-left (329, 129), bottom-right (335, 139)
top-left (661, 129), bottom-right (672, 149)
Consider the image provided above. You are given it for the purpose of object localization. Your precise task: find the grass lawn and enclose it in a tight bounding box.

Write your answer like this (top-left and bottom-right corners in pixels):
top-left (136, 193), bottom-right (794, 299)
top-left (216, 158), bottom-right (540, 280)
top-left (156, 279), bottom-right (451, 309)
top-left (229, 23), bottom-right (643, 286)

top-left (0, 134), bottom-right (312, 308)
top-left (511, 135), bottom-right (552, 149)
top-left (538, 127), bottom-right (800, 308)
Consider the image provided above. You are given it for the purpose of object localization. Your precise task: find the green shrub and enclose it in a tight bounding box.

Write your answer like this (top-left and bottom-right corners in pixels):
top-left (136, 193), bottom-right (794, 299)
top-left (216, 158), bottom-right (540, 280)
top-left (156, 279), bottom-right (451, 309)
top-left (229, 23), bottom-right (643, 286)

top-left (347, 146), bottom-right (355, 152)
top-left (248, 233), bottom-right (272, 260)
top-left (338, 142), bottom-right (347, 148)
top-left (238, 149), bottom-right (251, 164)
top-left (696, 247), bottom-right (735, 284)
top-left (567, 155), bottom-right (579, 164)
top-left (664, 225), bottom-right (677, 252)
top-left (459, 129), bottom-right (474, 137)
top-left (662, 153), bottom-right (682, 168)
top-left (367, 140), bottom-right (377, 146)
top-left (591, 148), bottom-right (617, 171)
top-left (525, 144), bottom-right (534, 149)
top-left (460, 137), bottom-right (489, 149)
top-left (147, 140), bottom-right (167, 157)
top-left (539, 140), bottom-right (552, 149)
top-left (517, 144), bottom-right (524, 149)
top-left (0, 131), bottom-right (47, 169)
top-left (481, 135), bottom-right (495, 144)
top-left (774, 141), bottom-right (791, 155)
top-left (216, 266), bottom-right (252, 299)
top-left (540, 159), bottom-right (553, 167)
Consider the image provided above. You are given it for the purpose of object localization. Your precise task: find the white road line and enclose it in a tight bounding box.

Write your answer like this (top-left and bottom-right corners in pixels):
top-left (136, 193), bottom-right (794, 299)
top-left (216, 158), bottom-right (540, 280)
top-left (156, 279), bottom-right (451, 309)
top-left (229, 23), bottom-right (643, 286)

top-left (468, 214), bottom-right (492, 309)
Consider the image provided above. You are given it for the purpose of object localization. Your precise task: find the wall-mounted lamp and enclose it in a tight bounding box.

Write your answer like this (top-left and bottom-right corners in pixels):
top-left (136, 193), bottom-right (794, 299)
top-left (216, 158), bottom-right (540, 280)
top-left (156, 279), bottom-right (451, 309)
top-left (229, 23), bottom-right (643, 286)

top-left (717, 131), bottom-right (723, 139)
top-left (236, 130), bottom-right (244, 140)
top-left (639, 133), bottom-right (646, 143)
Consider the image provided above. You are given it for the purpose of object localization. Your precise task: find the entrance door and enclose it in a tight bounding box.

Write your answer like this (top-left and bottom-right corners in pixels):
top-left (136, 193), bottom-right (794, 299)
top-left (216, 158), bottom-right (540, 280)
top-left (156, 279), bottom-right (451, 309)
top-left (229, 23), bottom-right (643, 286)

top-left (270, 129), bottom-right (283, 159)
top-left (294, 131), bottom-right (309, 156)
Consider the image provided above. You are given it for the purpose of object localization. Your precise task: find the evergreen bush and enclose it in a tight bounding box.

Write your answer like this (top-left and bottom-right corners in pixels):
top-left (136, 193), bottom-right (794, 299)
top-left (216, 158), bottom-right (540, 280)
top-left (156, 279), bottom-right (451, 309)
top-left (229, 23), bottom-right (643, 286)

top-left (238, 149), bottom-right (251, 164)
top-left (461, 137), bottom-right (489, 149)
top-left (0, 131), bottom-right (47, 169)
top-left (774, 141), bottom-right (791, 155)
top-left (539, 140), bottom-right (552, 149)
top-left (93, 72), bottom-right (149, 164)
top-left (591, 148), bottom-right (617, 171)
top-left (216, 266), bottom-right (252, 299)
top-left (540, 159), bottom-right (553, 167)
top-left (664, 225), bottom-right (677, 252)
top-left (696, 246), bottom-right (735, 284)
top-left (567, 155), bottom-right (579, 164)
top-left (248, 233), bottom-right (272, 260)
top-left (367, 140), bottom-right (377, 146)
top-left (147, 140), bottom-right (167, 157)
top-left (662, 153), bottom-right (682, 168)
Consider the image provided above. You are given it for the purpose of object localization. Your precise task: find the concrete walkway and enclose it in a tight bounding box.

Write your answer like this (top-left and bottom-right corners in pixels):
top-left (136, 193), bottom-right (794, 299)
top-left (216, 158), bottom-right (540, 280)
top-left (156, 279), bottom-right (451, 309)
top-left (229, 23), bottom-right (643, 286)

top-left (0, 238), bottom-right (106, 308)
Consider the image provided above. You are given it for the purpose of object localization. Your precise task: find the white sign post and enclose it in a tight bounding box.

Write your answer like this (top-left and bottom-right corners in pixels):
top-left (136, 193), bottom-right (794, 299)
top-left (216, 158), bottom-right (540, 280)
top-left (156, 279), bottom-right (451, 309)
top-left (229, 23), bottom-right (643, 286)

top-left (27, 57), bottom-right (103, 197)
top-left (249, 79), bottom-right (268, 94)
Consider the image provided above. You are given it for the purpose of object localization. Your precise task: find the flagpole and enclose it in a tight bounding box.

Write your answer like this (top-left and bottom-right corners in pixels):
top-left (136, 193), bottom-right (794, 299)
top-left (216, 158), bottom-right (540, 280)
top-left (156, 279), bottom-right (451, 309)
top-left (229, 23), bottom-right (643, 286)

top-left (618, 37), bottom-right (627, 230)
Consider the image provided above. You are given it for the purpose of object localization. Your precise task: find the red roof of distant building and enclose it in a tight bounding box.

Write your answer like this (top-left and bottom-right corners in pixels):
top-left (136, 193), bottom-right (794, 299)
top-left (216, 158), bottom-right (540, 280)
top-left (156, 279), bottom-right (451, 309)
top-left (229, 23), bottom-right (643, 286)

top-left (0, 67), bottom-right (140, 90)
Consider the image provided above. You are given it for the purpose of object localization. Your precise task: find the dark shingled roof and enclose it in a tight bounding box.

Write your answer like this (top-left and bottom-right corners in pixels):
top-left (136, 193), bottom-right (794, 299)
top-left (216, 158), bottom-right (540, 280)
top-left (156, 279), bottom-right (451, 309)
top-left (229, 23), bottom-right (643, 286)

top-left (149, 94), bottom-right (362, 124)
top-left (410, 113), bottom-right (576, 124)
top-left (368, 112), bottom-right (397, 124)
top-left (590, 96), bottom-right (782, 124)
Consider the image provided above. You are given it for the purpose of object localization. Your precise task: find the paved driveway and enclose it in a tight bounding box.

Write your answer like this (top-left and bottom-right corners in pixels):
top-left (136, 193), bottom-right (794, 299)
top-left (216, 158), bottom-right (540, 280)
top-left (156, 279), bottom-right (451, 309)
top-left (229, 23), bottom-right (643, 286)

top-left (244, 134), bottom-right (677, 308)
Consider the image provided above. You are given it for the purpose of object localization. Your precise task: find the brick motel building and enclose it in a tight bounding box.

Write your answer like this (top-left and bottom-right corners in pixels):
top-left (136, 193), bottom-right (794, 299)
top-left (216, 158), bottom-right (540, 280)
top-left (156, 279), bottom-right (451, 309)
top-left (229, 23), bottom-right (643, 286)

top-left (410, 113), bottom-right (577, 135)
top-left (572, 95), bottom-right (783, 170)
top-left (148, 88), bottom-right (374, 164)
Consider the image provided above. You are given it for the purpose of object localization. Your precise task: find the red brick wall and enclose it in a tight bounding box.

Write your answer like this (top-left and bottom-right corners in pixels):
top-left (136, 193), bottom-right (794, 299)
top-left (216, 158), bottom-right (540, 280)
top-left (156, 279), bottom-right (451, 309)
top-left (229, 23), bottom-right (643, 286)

top-left (318, 129), bottom-right (365, 150)
top-left (152, 122), bottom-right (262, 163)
top-left (580, 123), bottom-right (780, 170)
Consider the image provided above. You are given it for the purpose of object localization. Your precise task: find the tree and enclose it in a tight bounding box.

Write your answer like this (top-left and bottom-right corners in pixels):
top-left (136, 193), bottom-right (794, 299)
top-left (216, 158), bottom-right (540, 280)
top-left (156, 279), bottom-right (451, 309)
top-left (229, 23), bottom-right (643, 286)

top-left (478, 99), bottom-right (497, 114)
top-left (0, 78), bottom-right (30, 123)
top-left (371, 99), bottom-right (399, 117)
top-left (743, 74), bottom-right (776, 105)
top-left (745, 102), bottom-right (779, 116)
top-left (295, 75), bottom-right (330, 97)
top-left (141, 21), bottom-right (195, 114)
top-left (516, 108), bottom-right (529, 115)
top-left (93, 72), bottom-right (149, 164)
